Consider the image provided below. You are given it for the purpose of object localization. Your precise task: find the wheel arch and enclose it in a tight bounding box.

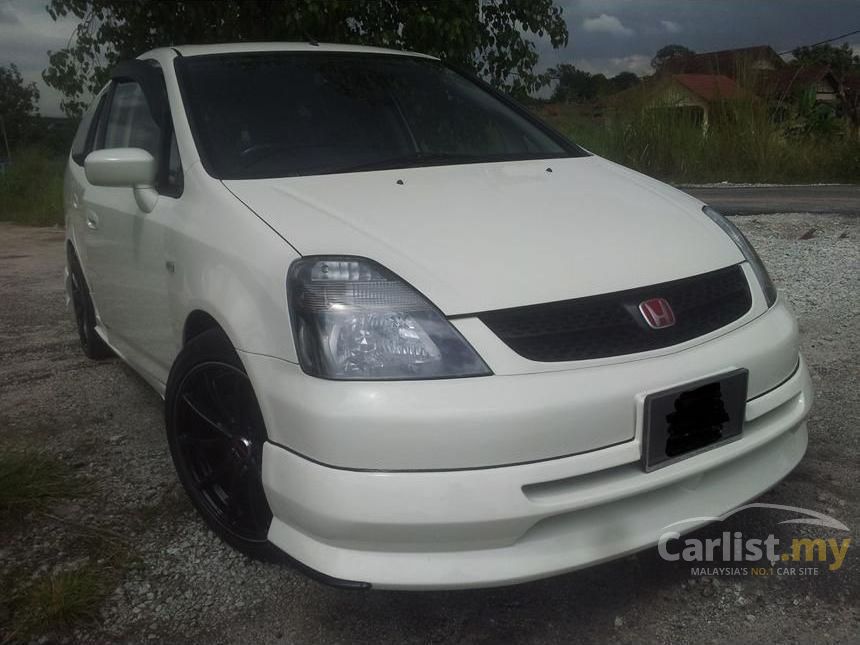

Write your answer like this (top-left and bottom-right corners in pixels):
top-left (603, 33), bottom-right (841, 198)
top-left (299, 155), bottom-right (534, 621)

top-left (183, 309), bottom-right (228, 347)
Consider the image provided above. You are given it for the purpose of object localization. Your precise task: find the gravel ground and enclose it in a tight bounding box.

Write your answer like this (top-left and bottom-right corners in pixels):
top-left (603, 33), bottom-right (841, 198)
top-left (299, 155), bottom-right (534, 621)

top-left (0, 212), bottom-right (857, 644)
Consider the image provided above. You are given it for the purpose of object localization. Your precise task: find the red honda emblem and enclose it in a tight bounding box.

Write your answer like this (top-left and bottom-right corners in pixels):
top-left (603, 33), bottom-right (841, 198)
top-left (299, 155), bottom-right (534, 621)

top-left (639, 298), bottom-right (676, 329)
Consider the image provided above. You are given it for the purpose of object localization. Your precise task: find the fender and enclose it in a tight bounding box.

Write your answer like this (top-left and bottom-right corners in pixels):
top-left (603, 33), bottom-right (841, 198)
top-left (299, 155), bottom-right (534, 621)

top-left (165, 164), bottom-right (302, 370)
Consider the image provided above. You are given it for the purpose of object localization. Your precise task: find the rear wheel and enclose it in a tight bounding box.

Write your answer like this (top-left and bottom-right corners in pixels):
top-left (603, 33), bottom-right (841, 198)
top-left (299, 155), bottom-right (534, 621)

top-left (67, 248), bottom-right (112, 360)
top-left (165, 329), bottom-right (281, 561)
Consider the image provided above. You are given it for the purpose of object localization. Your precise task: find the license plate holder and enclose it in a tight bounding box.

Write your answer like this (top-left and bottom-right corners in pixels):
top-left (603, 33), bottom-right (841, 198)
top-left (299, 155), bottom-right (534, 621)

top-left (642, 369), bottom-right (748, 472)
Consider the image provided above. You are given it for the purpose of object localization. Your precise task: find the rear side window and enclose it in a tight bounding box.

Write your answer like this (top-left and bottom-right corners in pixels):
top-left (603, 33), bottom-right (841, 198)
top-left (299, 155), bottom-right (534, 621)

top-left (70, 90), bottom-right (107, 166)
top-left (102, 81), bottom-right (161, 156)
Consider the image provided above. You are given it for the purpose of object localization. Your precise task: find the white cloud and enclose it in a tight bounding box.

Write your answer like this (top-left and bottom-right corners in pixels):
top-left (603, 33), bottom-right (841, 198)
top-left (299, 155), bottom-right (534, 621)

top-left (575, 54), bottom-right (652, 77)
top-left (660, 20), bottom-right (682, 34)
top-left (581, 14), bottom-right (634, 37)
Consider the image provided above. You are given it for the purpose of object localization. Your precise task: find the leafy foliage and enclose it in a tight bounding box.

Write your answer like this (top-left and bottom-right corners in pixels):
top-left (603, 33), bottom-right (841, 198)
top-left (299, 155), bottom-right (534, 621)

top-left (651, 44), bottom-right (694, 71)
top-left (610, 71), bottom-right (640, 93)
top-left (0, 64), bottom-right (40, 149)
top-left (549, 64), bottom-right (640, 103)
top-left (791, 43), bottom-right (860, 77)
top-left (43, 0), bottom-right (569, 116)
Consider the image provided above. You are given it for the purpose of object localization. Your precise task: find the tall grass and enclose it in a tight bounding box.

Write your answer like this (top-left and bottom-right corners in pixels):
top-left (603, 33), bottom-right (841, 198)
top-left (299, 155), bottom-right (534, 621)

top-left (0, 147), bottom-right (66, 226)
top-left (538, 100), bottom-right (860, 184)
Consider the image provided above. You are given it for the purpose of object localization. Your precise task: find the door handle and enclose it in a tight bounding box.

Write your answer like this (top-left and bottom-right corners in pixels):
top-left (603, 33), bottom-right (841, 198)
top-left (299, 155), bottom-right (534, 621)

top-left (86, 212), bottom-right (99, 230)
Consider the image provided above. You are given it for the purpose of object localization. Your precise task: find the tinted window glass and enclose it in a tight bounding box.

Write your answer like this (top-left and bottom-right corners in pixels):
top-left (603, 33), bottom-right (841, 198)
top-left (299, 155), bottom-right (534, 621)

top-left (102, 81), bottom-right (160, 156)
top-left (179, 53), bottom-right (580, 179)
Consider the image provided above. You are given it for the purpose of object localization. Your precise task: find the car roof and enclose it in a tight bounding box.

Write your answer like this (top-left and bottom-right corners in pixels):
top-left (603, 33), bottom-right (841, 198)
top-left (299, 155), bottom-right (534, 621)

top-left (151, 42), bottom-right (436, 60)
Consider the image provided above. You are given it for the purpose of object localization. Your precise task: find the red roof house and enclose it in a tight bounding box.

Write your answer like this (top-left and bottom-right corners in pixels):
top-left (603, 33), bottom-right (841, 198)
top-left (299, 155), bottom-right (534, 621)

top-left (663, 45), bottom-right (785, 78)
top-left (672, 74), bottom-right (746, 101)
top-left (605, 73), bottom-right (750, 130)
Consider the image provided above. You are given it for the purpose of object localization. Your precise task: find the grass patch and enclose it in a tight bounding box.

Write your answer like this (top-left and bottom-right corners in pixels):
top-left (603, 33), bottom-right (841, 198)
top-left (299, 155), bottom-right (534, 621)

top-left (9, 567), bottom-right (111, 635)
top-left (0, 452), bottom-right (88, 522)
top-left (0, 146), bottom-right (65, 226)
top-left (0, 452), bottom-right (134, 640)
top-left (2, 533), bottom-right (135, 640)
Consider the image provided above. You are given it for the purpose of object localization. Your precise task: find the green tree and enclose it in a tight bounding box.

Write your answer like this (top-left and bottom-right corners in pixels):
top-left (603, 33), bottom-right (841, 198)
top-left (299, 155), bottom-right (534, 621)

top-left (0, 64), bottom-right (40, 153)
top-left (550, 64), bottom-right (597, 103)
top-left (651, 44), bottom-right (694, 72)
top-left (609, 71), bottom-right (640, 93)
top-left (550, 65), bottom-right (638, 103)
top-left (791, 43), bottom-right (859, 76)
top-left (43, 0), bottom-right (568, 116)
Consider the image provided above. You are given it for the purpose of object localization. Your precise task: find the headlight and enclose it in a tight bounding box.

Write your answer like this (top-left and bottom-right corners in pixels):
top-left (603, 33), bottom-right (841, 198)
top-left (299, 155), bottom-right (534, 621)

top-left (702, 206), bottom-right (777, 307)
top-left (288, 257), bottom-right (492, 380)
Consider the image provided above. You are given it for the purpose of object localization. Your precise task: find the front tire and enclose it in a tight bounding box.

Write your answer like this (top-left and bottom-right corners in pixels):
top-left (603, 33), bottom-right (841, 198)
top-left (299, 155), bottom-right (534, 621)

top-left (165, 329), bottom-right (281, 561)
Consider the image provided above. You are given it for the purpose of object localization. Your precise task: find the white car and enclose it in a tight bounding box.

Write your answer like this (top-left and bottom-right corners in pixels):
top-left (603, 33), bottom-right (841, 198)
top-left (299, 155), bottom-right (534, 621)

top-left (64, 43), bottom-right (812, 589)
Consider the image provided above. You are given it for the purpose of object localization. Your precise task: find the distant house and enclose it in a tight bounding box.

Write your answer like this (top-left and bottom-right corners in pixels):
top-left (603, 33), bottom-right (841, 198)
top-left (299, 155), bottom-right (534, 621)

top-left (763, 66), bottom-right (840, 105)
top-left (594, 43), bottom-right (858, 135)
top-left (607, 73), bottom-right (749, 130)
top-left (663, 45), bottom-right (786, 79)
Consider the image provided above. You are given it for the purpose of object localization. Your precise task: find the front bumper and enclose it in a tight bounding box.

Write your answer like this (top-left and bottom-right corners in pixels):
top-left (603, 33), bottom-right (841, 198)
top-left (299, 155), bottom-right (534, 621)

top-left (241, 295), bottom-right (800, 471)
top-left (260, 357), bottom-right (812, 589)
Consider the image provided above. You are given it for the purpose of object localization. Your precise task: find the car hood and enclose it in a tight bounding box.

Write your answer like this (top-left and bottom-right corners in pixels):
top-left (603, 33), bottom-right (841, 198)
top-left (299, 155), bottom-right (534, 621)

top-left (224, 156), bottom-right (742, 315)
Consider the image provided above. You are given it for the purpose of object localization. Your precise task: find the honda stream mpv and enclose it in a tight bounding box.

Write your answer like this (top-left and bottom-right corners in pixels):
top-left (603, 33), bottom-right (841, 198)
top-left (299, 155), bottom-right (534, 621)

top-left (64, 43), bottom-right (812, 589)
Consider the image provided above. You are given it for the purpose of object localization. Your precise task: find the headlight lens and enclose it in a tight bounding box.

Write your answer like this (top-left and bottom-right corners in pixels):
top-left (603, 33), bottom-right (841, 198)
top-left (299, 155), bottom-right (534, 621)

top-left (288, 257), bottom-right (492, 380)
top-left (702, 206), bottom-right (777, 307)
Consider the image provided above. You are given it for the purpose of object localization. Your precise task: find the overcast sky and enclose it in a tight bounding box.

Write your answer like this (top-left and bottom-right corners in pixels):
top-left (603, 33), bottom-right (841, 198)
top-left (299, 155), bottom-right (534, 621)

top-left (1, 0), bottom-right (859, 116)
top-left (540, 0), bottom-right (860, 77)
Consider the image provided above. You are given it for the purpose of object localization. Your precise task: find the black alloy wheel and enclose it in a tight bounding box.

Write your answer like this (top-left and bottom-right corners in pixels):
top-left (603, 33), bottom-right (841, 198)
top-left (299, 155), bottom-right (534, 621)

top-left (166, 329), bottom-right (280, 561)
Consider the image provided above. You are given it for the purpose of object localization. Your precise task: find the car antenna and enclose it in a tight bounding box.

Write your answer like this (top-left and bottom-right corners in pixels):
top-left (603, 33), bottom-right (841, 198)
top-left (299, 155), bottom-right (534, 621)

top-left (305, 33), bottom-right (319, 46)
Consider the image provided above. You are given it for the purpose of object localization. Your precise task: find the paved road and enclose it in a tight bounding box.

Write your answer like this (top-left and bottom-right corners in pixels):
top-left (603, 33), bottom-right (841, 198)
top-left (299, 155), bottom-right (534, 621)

top-left (682, 184), bottom-right (860, 215)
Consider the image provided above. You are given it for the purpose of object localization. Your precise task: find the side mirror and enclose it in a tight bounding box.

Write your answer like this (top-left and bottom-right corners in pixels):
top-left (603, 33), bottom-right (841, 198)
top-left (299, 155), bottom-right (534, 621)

top-left (84, 148), bottom-right (156, 188)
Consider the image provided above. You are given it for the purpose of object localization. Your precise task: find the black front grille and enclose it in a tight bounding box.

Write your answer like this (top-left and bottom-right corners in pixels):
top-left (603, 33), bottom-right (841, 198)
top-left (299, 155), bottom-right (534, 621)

top-left (478, 265), bottom-right (752, 362)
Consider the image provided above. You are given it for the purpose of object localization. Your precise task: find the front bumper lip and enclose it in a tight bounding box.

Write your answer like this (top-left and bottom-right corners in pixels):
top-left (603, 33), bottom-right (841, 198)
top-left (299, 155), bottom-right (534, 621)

top-left (262, 357), bottom-right (812, 589)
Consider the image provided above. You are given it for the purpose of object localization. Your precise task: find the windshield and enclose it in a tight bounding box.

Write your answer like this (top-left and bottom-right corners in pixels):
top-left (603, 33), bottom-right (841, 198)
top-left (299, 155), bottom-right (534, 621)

top-left (176, 52), bottom-right (583, 179)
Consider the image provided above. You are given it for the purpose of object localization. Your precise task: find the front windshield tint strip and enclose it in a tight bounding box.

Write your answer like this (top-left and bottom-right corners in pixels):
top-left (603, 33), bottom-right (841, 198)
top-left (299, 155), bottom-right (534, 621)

top-left (175, 52), bottom-right (586, 180)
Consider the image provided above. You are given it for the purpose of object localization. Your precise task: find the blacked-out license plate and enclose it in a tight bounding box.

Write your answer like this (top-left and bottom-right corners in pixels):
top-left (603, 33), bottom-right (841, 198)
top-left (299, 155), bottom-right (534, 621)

top-left (642, 369), bottom-right (748, 472)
